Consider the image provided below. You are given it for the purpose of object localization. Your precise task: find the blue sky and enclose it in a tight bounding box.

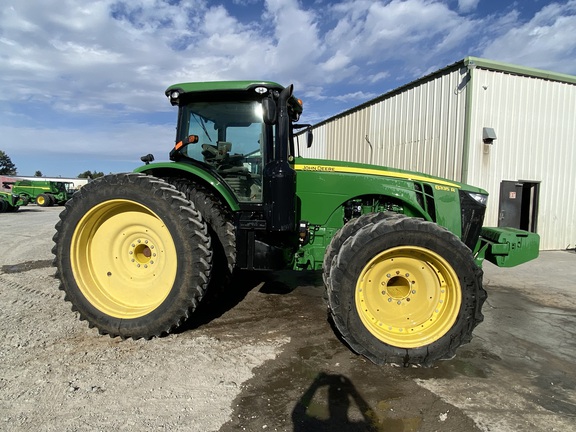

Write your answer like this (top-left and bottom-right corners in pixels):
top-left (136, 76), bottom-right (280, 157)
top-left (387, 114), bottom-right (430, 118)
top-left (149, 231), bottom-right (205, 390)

top-left (1, 0), bottom-right (575, 177)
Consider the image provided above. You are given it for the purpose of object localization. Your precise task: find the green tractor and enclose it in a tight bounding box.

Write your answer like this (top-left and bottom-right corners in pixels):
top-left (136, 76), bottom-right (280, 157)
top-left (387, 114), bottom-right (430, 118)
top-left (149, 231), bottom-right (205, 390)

top-left (53, 81), bottom-right (539, 366)
top-left (12, 179), bottom-right (74, 207)
top-left (0, 191), bottom-right (28, 212)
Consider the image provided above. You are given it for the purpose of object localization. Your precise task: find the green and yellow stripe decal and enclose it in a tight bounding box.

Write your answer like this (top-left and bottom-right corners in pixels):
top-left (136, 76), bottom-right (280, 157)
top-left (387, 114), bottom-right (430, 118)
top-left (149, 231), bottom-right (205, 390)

top-left (293, 164), bottom-right (461, 189)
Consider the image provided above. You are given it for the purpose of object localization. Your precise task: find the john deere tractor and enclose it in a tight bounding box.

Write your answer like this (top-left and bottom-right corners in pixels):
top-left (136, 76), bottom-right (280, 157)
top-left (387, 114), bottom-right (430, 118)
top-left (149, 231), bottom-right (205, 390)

top-left (0, 191), bottom-right (28, 212)
top-left (53, 81), bottom-right (539, 366)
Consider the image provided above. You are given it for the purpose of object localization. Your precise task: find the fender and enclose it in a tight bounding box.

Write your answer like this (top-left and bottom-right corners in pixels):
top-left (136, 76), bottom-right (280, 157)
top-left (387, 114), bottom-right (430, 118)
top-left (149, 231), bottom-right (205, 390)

top-left (133, 161), bottom-right (241, 212)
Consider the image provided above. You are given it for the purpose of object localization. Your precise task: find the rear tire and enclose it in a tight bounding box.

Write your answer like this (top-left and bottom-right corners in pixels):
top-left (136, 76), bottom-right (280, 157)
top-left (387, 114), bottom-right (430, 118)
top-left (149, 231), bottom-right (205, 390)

top-left (52, 173), bottom-right (213, 339)
top-left (328, 215), bottom-right (485, 366)
top-left (167, 179), bottom-right (236, 294)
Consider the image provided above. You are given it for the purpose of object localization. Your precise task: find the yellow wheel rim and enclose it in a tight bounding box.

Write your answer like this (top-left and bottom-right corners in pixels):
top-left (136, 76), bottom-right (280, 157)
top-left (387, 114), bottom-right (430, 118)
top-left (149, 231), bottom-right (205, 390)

top-left (70, 199), bottom-right (178, 319)
top-left (37, 196), bottom-right (45, 205)
top-left (356, 246), bottom-right (461, 348)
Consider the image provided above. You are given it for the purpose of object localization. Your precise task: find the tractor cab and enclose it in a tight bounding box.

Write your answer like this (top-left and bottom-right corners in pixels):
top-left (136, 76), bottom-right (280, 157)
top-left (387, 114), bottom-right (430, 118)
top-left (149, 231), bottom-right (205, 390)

top-left (165, 81), bottom-right (303, 207)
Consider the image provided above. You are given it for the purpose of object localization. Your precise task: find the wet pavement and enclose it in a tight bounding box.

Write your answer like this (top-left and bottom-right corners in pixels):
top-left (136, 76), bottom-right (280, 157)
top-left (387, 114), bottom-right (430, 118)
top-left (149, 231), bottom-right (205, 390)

top-left (211, 252), bottom-right (576, 432)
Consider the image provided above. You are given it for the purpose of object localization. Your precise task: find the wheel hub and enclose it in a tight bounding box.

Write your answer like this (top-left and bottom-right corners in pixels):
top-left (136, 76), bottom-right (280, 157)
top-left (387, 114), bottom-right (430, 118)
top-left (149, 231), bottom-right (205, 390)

top-left (130, 239), bottom-right (156, 268)
top-left (384, 273), bottom-right (413, 300)
top-left (355, 246), bottom-right (461, 348)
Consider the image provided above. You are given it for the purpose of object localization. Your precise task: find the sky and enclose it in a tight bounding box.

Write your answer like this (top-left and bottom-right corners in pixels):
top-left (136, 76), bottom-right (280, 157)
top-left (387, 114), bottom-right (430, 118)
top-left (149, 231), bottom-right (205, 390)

top-left (1, 0), bottom-right (575, 177)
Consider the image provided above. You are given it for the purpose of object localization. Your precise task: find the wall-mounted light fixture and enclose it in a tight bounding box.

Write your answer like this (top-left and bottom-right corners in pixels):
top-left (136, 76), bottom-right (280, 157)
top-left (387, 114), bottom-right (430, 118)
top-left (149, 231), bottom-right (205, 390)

top-left (483, 127), bottom-right (497, 144)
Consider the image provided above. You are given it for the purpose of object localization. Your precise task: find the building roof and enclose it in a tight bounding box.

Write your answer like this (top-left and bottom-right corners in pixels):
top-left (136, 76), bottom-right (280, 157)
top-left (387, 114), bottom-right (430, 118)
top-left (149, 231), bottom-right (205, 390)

top-left (464, 56), bottom-right (576, 85)
top-left (312, 57), bottom-right (576, 129)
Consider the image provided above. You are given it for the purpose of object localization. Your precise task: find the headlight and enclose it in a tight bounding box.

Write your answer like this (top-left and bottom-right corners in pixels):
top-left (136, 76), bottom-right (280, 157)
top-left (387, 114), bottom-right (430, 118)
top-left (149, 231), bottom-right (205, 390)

top-left (466, 192), bottom-right (488, 206)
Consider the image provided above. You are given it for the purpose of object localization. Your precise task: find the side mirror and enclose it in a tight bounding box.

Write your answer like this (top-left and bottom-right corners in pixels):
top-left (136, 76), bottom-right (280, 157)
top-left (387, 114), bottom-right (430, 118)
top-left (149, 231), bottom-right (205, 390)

top-left (262, 98), bottom-right (277, 125)
top-left (306, 129), bottom-right (313, 148)
top-left (294, 124), bottom-right (314, 149)
top-left (140, 154), bottom-right (155, 165)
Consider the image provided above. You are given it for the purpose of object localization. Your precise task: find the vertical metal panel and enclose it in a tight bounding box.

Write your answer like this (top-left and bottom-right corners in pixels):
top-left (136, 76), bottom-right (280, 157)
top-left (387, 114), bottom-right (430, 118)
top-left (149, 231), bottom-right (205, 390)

top-left (301, 68), bottom-right (468, 181)
top-left (295, 126), bottom-right (326, 159)
top-left (466, 68), bottom-right (576, 250)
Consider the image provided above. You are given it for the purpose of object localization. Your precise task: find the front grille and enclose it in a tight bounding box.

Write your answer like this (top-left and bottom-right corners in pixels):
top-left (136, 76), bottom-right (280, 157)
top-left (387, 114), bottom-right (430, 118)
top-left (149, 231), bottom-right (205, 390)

top-left (459, 191), bottom-right (486, 250)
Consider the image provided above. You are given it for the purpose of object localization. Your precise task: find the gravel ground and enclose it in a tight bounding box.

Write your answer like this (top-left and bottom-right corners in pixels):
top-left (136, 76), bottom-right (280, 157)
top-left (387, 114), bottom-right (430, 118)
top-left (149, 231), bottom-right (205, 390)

top-left (0, 206), bottom-right (289, 432)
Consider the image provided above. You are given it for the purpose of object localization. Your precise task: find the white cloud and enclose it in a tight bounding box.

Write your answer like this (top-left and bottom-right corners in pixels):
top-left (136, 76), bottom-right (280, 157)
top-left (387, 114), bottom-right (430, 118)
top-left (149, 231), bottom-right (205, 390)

top-left (481, 0), bottom-right (576, 73)
top-left (263, 0), bottom-right (324, 78)
top-left (321, 51), bottom-right (352, 72)
top-left (324, 0), bottom-right (478, 70)
top-left (333, 91), bottom-right (379, 102)
top-left (368, 71), bottom-right (390, 84)
top-left (458, 0), bottom-right (479, 14)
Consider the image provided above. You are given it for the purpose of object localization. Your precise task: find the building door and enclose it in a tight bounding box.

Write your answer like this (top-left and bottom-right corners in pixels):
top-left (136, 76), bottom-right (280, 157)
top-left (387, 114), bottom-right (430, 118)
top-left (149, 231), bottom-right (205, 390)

top-left (498, 181), bottom-right (540, 232)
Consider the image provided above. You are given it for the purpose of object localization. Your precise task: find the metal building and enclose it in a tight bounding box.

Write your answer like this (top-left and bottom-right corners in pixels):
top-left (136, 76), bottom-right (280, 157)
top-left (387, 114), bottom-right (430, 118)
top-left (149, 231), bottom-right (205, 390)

top-left (300, 57), bottom-right (576, 250)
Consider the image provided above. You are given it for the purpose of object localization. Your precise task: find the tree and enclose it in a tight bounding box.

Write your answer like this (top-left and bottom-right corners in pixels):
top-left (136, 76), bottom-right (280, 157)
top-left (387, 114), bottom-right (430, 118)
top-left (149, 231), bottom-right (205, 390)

top-left (78, 170), bottom-right (105, 179)
top-left (0, 150), bottom-right (17, 175)
top-left (34, 170), bottom-right (43, 177)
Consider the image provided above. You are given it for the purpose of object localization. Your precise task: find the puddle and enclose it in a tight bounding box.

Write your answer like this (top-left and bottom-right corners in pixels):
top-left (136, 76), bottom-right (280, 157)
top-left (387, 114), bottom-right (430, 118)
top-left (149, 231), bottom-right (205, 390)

top-left (1, 259), bottom-right (53, 274)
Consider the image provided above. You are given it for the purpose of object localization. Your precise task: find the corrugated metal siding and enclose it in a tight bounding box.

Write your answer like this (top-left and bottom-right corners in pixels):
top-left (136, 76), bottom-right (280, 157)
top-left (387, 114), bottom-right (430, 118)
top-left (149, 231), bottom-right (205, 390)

top-left (295, 124), bottom-right (326, 159)
top-left (301, 68), bottom-right (468, 180)
top-left (466, 68), bottom-right (576, 250)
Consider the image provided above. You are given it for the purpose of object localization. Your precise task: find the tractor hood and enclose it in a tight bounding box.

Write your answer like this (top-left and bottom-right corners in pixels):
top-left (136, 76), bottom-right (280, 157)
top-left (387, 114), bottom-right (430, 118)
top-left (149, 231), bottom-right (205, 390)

top-left (292, 157), bottom-right (487, 195)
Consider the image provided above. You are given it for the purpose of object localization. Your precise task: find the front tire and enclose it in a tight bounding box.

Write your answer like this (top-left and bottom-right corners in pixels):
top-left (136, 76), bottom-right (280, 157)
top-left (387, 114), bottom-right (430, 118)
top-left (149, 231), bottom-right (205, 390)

top-left (328, 215), bottom-right (485, 366)
top-left (323, 212), bottom-right (399, 287)
top-left (53, 173), bottom-right (212, 339)
top-left (36, 194), bottom-right (52, 207)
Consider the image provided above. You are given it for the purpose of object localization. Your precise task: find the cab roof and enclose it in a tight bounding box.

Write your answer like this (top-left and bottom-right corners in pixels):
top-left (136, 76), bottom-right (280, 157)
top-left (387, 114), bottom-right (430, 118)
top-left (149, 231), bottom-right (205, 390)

top-left (164, 80), bottom-right (303, 115)
top-left (165, 80), bottom-right (285, 95)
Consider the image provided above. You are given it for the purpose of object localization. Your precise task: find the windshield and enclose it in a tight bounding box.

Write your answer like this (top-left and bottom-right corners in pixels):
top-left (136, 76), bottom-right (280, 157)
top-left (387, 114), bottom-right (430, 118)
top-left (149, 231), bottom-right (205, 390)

top-left (53, 182), bottom-right (74, 193)
top-left (179, 100), bottom-right (266, 202)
